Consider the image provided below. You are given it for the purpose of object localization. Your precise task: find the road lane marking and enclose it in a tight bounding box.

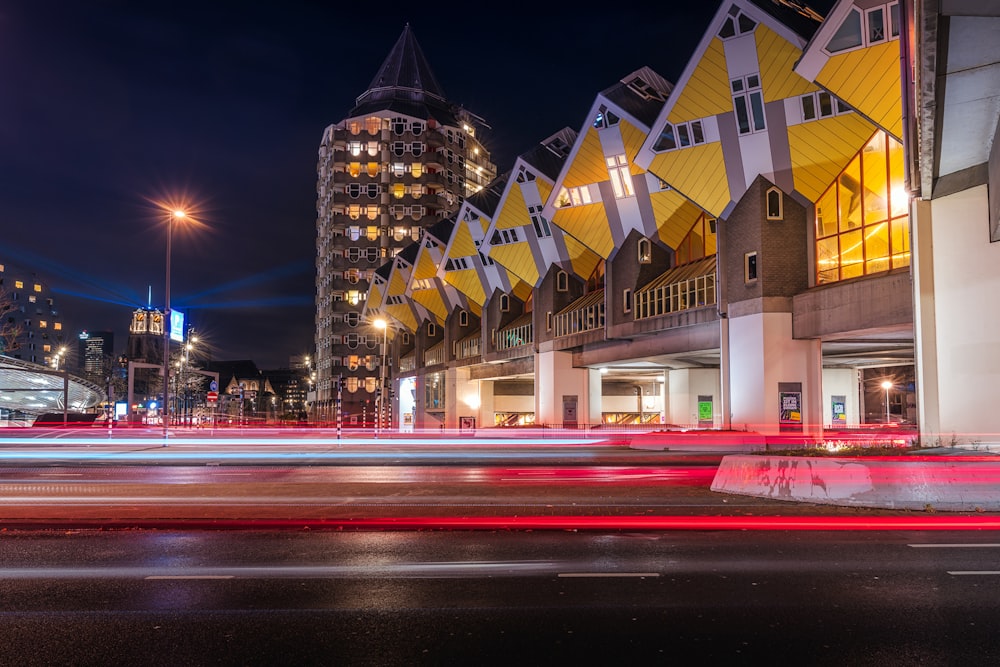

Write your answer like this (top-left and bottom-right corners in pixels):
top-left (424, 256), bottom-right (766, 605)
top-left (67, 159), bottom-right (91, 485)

top-left (909, 544), bottom-right (1000, 548)
top-left (558, 572), bottom-right (659, 578)
top-left (145, 575), bottom-right (235, 580)
top-left (947, 571), bottom-right (1000, 576)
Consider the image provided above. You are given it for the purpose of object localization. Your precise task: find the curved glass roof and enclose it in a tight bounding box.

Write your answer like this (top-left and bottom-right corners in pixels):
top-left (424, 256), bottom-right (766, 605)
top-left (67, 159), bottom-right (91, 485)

top-left (0, 355), bottom-right (105, 417)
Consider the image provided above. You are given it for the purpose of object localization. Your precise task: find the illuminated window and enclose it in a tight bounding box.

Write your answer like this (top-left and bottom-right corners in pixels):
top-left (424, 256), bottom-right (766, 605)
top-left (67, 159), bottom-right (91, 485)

top-left (815, 131), bottom-right (909, 284)
top-left (348, 205), bottom-right (361, 221)
top-left (365, 206), bottom-right (378, 221)
top-left (365, 116), bottom-right (381, 135)
top-left (28, 295), bottom-right (36, 303)
top-left (366, 162), bottom-right (379, 177)
top-left (33, 284), bottom-right (41, 292)
top-left (348, 141), bottom-right (362, 157)
top-left (607, 155), bottom-right (634, 198)
top-left (411, 163), bottom-right (423, 178)
top-left (592, 105), bottom-right (620, 129)
top-left (411, 184), bottom-right (423, 199)
top-left (348, 162), bottom-right (361, 177)
top-left (366, 226), bottom-right (379, 240)
top-left (348, 121), bottom-right (362, 135)
top-left (638, 238), bottom-right (652, 264)
top-left (39, 320), bottom-right (48, 328)
top-left (346, 290), bottom-right (362, 306)
top-left (14, 280), bottom-right (23, 289)
top-left (556, 186), bottom-right (594, 208)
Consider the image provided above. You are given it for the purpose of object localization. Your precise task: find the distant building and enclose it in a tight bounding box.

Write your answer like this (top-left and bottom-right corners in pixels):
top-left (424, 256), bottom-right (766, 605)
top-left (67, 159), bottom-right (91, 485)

top-left (0, 260), bottom-right (69, 366)
top-left (77, 330), bottom-right (114, 378)
top-left (312, 25), bottom-right (497, 423)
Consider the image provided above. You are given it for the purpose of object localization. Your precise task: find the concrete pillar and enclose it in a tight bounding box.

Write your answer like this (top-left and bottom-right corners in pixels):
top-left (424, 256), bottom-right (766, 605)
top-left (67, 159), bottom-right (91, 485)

top-left (913, 186), bottom-right (1000, 445)
top-left (667, 368), bottom-right (722, 428)
top-left (536, 349), bottom-right (591, 427)
top-left (587, 368), bottom-right (603, 427)
top-left (728, 311), bottom-right (823, 439)
top-left (445, 366), bottom-right (479, 430)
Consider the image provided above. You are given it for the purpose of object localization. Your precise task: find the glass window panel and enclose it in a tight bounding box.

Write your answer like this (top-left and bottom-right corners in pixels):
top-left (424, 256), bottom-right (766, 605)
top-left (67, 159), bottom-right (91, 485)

top-left (653, 124), bottom-right (676, 151)
top-left (731, 79), bottom-right (744, 93)
top-left (677, 124), bottom-right (690, 147)
top-left (862, 134), bottom-right (889, 224)
top-left (348, 162), bottom-right (361, 177)
top-left (891, 216), bottom-right (911, 268)
top-left (719, 17), bottom-right (736, 39)
top-left (816, 237), bottom-right (840, 284)
top-left (868, 8), bottom-right (886, 43)
top-left (366, 162), bottom-right (379, 177)
top-left (840, 229), bottom-right (865, 279)
top-left (747, 74), bottom-right (760, 89)
top-left (691, 121), bottom-right (704, 144)
top-left (750, 92), bottom-right (766, 131)
top-left (734, 96), bottom-right (751, 134)
top-left (864, 221), bottom-right (890, 274)
top-left (827, 8), bottom-right (863, 52)
top-left (816, 185), bottom-right (838, 237)
top-left (818, 92), bottom-right (834, 117)
top-left (802, 95), bottom-right (816, 120)
top-left (838, 156), bottom-right (863, 232)
top-left (738, 14), bottom-right (757, 33)
top-left (890, 3), bottom-right (900, 37)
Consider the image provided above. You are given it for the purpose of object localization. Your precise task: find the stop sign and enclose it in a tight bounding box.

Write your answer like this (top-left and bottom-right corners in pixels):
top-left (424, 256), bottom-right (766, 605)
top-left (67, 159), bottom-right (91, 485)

top-left (207, 391), bottom-right (219, 403)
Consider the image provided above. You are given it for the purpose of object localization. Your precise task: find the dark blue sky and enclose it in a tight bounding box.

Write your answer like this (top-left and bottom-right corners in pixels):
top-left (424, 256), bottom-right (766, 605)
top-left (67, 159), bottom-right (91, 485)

top-left (0, 1), bottom-right (826, 368)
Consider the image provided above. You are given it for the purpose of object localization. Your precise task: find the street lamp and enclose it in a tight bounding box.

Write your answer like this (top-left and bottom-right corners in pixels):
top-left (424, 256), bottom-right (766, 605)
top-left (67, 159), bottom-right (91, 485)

top-left (162, 208), bottom-right (186, 443)
top-left (881, 380), bottom-right (892, 424)
top-left (374, 318), bottom-right (388, 438)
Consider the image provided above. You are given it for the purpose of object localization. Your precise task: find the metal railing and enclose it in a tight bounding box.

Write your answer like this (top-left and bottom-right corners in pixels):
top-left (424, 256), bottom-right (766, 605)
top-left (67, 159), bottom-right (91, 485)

top-left (424, 341), bottom-right (446, 367)
top-left (634, 273), bottom-right (716, 319)
top-left (554, 292), bottom-right (605, 338)
top-left (495, 319), bottom-right (533, 351)
top-left (455, 334), bottom-right (481, 359)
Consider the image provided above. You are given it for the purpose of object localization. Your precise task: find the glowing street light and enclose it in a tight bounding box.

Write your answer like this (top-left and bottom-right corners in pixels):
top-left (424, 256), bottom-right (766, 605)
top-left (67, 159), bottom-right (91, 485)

top-left (881, 380), bottom-right (893, 424)
top-left (162, 208), bottom-right (187, 444)
top-left (373, 318), bottom-right (388, 438)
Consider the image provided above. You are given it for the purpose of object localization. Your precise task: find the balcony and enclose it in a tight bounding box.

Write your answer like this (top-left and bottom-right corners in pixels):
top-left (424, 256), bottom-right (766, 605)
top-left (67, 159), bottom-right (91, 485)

top-left (424, 341), bottom-right (446, 367)
top-left (399, 352), bottom-right (416, 373)
top-left (634, 257), bottom-right (717, 320)
top-left (455, 333), bottom-right (481, 360)
top-left (495, 314), bottom-right (533, 352)
top-left (554, 289), bottom-right (605, 338)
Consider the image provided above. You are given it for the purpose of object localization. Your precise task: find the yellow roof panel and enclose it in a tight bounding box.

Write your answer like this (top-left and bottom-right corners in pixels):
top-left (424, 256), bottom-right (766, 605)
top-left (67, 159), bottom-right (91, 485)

top-left (757, 23), bottom-right (817, 103)
top-left (412, 289), bottom-right (447, 324)
top-left (386, 304), bottom-right (417, 332)
top-left (667, 37), bottom-right (732, 125)
top-left (816, 40), bottom-right (902, 139)
top-left (388, 270), bottom-right (408, 297)
top-left (563, 127), bottom-right (608, 189)
top-left (490, 242), bottom-right (540, 286)
top-left (620, 120), bottom-right (649, 177)
top-left (647, 141), bottom-right (730, 218)
top-left (495, 182), bottom-right (532, 231)
top-left (511, 279), bottom-right (533, 302)
top-left (651, 189), bottom-right (704, 250)
top-left (450, 219), bottom-right (478, 257)
top-left (788, 114), bottom-right (876, 202)
top-left (563, 234), bottom-right (602, 279)
top-left (551, 202), bottom-right (613, 258)
top-left (445, 268), bottom-right (487, 307)
top-left (413, 248), bottom-right (438, 281)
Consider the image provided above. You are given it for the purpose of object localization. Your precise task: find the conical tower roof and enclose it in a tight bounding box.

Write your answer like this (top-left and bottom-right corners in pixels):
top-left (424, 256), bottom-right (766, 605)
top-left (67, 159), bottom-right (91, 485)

top-left (349, 25), bottom-right (456, 124)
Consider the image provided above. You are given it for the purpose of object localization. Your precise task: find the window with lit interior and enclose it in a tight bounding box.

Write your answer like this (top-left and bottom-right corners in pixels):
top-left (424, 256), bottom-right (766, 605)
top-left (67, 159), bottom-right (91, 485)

top-left (815, 131), bottom-right (909, 284)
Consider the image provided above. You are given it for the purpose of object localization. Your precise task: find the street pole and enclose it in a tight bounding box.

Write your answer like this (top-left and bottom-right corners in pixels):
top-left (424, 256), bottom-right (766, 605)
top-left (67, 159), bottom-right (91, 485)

top-left (162, 209), bottom-right (185, 444)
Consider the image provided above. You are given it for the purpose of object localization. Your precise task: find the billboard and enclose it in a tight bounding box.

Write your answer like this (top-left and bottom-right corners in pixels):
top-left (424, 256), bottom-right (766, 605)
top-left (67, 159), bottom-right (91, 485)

top-left (169, 309), bottom-right (185, 342)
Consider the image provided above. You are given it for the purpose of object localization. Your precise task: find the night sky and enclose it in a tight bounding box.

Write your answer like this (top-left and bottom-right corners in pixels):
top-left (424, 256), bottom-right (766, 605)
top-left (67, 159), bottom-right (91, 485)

top-left (0, 1), bottom-right (828, 369)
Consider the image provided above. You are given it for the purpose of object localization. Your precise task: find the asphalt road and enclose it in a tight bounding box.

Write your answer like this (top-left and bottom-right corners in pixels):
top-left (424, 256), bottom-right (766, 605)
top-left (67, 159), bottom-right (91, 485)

top-left (4, 529), bottom-right (1000, 665)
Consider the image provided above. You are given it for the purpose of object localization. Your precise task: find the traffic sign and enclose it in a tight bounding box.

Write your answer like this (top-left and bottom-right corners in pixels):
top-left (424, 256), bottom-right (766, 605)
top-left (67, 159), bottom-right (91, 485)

top-left (207, 391), bottom-right (219, 403)
top-left (210, 380), bottom-right (219, 392)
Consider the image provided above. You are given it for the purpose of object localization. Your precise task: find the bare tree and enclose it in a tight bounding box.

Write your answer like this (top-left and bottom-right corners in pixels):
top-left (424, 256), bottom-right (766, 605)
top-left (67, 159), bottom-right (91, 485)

top-left (0, 286), bottom-right (22, 356)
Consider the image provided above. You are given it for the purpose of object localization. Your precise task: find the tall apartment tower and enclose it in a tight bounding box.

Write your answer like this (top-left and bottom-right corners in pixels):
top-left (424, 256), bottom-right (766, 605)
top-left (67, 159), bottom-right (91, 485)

top-left (313, 25), bottom-right (496, 422)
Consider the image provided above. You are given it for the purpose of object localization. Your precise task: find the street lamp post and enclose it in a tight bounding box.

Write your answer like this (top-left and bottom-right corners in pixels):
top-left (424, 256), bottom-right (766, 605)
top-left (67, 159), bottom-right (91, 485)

top-left (881, 380), bottom-right (892, 424)
top-left (162, 209), bottom-right (186, 443)
top-left (374, 318), bottom-right (388, 438)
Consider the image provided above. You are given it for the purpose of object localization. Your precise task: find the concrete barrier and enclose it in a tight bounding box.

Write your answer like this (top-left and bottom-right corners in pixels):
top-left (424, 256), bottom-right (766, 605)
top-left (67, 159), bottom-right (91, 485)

top-left (711, 454), bottom-right (1000, 511)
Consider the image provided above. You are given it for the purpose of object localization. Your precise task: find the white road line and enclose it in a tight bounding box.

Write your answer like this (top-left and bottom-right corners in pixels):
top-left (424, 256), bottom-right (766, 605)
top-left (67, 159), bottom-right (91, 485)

top-left (145, 575), bottom-right (235, 580)
top-left (909, 544), bottom-right (1000, 548)
top-left (947, 571), bottom-right (1000, 576)
top-left (558, 572), bottom-right (659, 578)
